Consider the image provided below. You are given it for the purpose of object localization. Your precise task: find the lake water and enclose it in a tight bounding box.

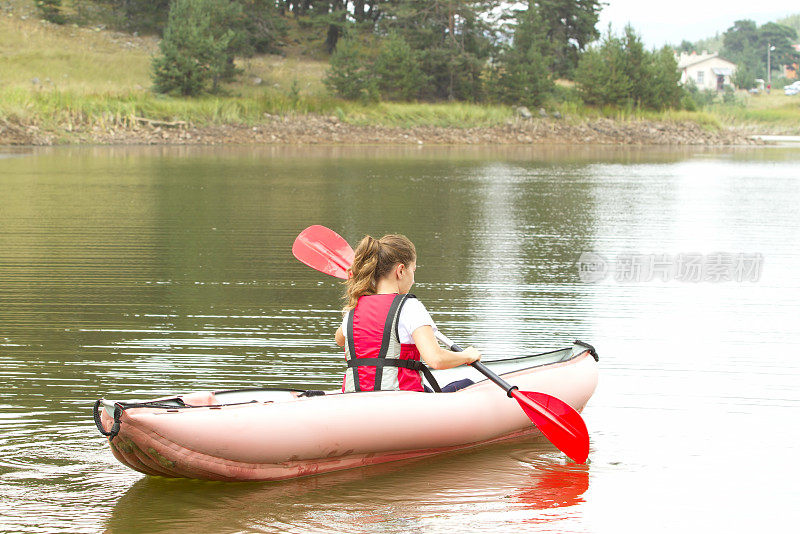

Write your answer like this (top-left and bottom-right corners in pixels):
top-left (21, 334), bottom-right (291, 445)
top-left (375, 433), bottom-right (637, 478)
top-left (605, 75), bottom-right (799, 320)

top-left (1, 145), bottom-right (798, 533)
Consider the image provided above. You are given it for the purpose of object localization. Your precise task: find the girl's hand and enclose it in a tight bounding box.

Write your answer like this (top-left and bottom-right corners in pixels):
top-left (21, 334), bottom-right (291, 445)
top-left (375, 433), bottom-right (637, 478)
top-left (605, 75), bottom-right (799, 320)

top-left (460, 346), bottom-right (481, 364)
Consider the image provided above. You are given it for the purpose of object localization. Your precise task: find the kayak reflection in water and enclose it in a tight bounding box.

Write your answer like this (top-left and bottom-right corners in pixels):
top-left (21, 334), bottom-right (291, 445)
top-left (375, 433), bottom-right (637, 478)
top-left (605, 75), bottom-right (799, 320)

top-left (334, 234), bottom-right (481, 393)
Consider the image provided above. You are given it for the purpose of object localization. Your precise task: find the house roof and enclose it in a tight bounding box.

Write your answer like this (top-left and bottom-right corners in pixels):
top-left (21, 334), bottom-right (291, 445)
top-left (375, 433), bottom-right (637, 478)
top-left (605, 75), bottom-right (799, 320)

top-left (677, 52), bottom-right (737, 70)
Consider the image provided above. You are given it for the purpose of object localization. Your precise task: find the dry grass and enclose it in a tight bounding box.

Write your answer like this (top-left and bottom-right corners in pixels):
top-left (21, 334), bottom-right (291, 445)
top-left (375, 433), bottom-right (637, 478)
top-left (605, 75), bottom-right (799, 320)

top-left (2, 2), bottom-right (796, 135)
top-left (708, 92), bottom-right (800, 132)
top-left (553, 100), bottom-right (723, 131)
top-left (0, 10), bottom-right (156, 93)
top-left (0, 7), bottom-right (336, 128)
top-left (0, 8), bottom-right (329, 97)
top-left (0, 10), bottom-right (510, 130)
top-left (236, 55), bottom-right (329, 97)
top-left (342, 102), bottom-right (514, 128)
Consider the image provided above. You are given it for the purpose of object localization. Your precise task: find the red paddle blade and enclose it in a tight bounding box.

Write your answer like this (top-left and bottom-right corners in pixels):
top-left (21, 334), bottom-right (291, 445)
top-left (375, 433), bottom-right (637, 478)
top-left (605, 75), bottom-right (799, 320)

top-left (510, 390), bottom-right (590, 464)
top-left (292, 225), bottom-right (354, 279)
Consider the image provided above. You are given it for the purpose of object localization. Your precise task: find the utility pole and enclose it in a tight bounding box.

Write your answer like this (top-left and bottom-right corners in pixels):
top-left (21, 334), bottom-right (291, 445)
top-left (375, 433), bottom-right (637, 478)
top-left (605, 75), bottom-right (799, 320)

top-left (768, 43), bottom-right (776, 90)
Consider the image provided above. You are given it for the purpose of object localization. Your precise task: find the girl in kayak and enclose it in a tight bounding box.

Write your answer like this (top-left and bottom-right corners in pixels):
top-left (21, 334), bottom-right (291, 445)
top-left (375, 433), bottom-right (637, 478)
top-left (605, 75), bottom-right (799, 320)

top-left (335, 234), bottom-right (480, 393)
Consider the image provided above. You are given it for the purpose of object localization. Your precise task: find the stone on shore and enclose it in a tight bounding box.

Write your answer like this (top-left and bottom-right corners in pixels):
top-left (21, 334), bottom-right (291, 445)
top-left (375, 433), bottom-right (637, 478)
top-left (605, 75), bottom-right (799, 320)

top-left (514, 106), bottom-right (533, 119)
top-left (0, 114), bottom-right (756, 147)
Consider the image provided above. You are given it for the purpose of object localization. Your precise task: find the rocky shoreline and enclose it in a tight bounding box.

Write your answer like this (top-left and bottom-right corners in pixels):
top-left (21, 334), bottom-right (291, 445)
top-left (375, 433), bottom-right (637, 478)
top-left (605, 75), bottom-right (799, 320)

top-left (0, 114), bottom-right (760, 146)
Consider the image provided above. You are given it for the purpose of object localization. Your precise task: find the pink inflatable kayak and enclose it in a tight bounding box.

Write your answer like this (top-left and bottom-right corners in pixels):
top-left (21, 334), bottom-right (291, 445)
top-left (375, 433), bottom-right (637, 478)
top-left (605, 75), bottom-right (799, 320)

top-left (94, 341), bottom-right (599, 481)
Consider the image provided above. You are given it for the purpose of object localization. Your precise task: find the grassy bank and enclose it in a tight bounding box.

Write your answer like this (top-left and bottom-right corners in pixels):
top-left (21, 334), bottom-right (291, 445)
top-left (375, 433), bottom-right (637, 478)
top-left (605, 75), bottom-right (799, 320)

top-left (706, 94), bottom-right (800, 132)
top-left (0, 8), bottom-right (511, 131)
top-left (1, 5), bottom-right (797, 141)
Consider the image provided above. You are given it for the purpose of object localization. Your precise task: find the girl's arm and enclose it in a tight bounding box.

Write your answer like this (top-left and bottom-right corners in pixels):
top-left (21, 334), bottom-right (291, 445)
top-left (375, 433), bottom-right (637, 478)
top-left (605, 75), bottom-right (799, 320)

top-left (412, 325), bottom-right (480, 370)
top-left (335, 326), bottom-right (345, 347)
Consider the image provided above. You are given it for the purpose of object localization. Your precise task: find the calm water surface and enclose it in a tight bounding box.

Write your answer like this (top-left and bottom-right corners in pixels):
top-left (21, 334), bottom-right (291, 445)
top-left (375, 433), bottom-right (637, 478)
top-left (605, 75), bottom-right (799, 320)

top-left (0, 145), bottom-right (798, 533)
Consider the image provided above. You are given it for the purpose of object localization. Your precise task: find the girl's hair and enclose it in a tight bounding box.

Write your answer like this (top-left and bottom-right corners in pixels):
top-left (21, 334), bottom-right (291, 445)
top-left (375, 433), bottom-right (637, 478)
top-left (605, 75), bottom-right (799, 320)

top-left (344, 234), bottom-right (416, 310)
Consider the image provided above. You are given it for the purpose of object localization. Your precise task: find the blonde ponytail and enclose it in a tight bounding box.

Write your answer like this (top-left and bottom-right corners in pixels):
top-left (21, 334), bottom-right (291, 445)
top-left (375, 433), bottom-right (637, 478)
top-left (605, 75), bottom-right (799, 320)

top-left (344, 234), bottom-right (416, 310)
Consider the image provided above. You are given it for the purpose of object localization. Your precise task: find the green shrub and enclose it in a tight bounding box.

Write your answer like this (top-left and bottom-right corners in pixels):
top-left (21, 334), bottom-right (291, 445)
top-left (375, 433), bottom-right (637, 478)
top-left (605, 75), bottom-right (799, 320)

top-left (684, 81), bottom-right (718, 108)
top-left (772, 77), bottom-right (791, 89)
top-left (576, 26), bottom-right (685, 110)
top-left (680, 92), bottom-right (698, 111)
top-left (373, 34), bottom-right (427, 101)
top-left (645, 46), bottom-right (684, 110)
top-left (575, 29), bottom-right (632, 107)
top-left (151, 0), bottom-right (243, 96)
top-left (550, 84), bottom-right (583, 108)
top-left (722, 85), bottom-right (736, 104)
top-left (487, 45), bottom-right (553, 108)
top-left (732, 63), bottom-right (756, 90)
top-left (416, 47), bottom-right (484, 102)
top-left (323, 37), bottom-right (378, 103)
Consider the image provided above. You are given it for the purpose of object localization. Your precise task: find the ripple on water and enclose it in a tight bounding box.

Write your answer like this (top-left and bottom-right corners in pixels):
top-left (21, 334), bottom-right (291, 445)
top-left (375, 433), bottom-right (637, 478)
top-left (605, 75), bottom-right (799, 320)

top-left (1, 146), bottom-right (799, 533)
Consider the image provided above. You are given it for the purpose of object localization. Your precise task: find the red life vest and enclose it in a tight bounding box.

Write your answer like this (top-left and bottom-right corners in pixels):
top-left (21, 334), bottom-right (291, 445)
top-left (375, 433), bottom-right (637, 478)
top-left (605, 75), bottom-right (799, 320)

top-left (342, 294), bottom-right (440, 393)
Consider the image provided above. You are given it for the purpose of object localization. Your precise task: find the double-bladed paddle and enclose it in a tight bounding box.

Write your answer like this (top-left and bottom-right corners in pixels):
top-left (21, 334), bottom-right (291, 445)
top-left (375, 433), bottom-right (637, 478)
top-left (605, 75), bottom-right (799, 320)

top-left (291, 225), bottom-right (590, 463)
top-left (292, 225), bottom-right (354, 279)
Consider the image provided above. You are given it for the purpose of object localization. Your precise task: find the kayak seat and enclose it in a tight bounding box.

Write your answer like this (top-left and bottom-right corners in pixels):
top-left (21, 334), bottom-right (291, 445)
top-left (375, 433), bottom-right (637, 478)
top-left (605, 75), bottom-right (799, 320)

top-left (425, 378), bottom-right (474, 393)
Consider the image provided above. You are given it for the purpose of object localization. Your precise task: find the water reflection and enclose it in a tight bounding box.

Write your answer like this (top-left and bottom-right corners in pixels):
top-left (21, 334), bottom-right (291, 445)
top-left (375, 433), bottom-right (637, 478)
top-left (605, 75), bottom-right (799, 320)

top-left (1, 144), bottom-right (781, 165)
top-left (466, 162), bottom-right (528, 354)
top-left (1, 145), bottom-right (799, 533)
top-left (514, 463), bottom-right (590, 510)
top-left (106, 440), bottom-right (588, 534)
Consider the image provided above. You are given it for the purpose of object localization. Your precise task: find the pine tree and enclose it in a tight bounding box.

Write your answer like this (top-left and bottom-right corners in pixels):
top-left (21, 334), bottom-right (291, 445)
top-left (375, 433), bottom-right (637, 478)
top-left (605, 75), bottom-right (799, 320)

top-left (516, 0), bottom-right (602, 78)
top-left (489, 46), bottom-right (553, 107)
top-left (575, 27), bottom-right (634, 107)
top-left (722, 19), bottom-right (799, 82)
top-left (323, 37), bottom-right (378, 102)
top-left (576, 26), bottom-right (686, 110)
top-left (151, 0), bottom-right (243, 96)
top-left (373, 34), bottom-right (428, 101)
top-left (378, 1), bottom-right (499, 101)
top-left (620, 25), bottom-right (648, 107)
top-left (238, 0), bottom-right (287, 54)
top-left (645, 46), bottom-right (683, 109)
top-left (107, 0), bottom-right (171, 34)
top-left (488, 6), bottom-right (554, 107)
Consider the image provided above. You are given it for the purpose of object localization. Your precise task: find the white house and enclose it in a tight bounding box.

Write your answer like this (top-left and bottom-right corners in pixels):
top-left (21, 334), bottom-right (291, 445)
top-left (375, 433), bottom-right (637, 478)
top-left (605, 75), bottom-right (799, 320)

top-left (677, 52), bottom-right (737, 91)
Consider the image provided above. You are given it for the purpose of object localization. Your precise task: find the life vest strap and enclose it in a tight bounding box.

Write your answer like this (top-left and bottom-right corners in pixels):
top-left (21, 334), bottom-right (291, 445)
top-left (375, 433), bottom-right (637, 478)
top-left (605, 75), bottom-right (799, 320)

top-left (373, 294), bottom-right (405, 388)
top-left (346, 358), bottom-right (441, 393)
top-left (345, 305), bottom-right (359, 392)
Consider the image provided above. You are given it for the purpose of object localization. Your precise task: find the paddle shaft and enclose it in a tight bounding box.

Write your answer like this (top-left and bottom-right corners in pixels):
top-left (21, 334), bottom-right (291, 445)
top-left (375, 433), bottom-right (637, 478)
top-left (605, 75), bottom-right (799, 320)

top-left (435, 331), bottom-right (518, 397)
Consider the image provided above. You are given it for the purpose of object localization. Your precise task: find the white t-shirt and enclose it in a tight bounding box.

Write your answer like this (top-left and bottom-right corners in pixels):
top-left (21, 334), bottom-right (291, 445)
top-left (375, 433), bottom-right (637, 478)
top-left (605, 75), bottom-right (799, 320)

top-left (341, 297), bottom-right (437, 344)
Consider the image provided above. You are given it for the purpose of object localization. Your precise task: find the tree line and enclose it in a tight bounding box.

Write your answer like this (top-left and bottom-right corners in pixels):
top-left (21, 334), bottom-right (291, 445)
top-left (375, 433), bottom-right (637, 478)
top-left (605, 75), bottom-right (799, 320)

top-left (37, 0), bottom-right (700, 111)
top-left (677, 18), bottom-right (799, 89)
top-left (722, 20), bottom-right (798, 89)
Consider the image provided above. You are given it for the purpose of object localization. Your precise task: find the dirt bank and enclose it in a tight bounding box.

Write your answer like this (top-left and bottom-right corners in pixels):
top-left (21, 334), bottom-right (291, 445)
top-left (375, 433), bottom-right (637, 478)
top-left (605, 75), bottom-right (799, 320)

top-left (0, 115), bottom-right (759, 146)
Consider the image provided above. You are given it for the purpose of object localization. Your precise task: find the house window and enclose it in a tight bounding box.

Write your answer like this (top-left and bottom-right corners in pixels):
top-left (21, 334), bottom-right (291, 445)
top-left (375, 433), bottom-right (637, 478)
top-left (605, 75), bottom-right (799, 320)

top-left (697, 71), bottom-right (704, 84)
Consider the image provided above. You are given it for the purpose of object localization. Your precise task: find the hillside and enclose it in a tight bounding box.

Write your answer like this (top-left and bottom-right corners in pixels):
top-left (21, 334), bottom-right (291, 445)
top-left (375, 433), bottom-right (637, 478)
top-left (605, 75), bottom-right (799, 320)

top-left (0, 2), bottom-right (797, 145)
top-left (0, 2), bottom-right (328, 98)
